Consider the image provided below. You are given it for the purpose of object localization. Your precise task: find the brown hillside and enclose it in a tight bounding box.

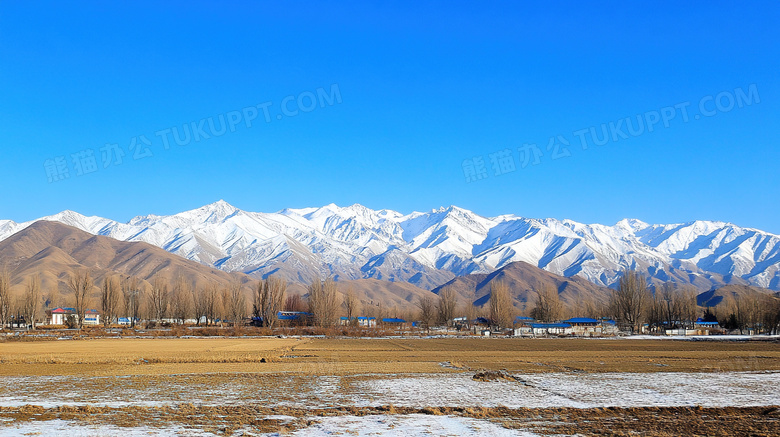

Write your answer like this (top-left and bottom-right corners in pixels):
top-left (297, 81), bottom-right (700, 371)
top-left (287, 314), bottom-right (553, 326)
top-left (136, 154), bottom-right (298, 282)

top-left (334, 278), bottom-right (435, 315)
top-left (431, 261), bottom-right (614, 313)
top-left (0, 221), bottom-right (250, 300)
top-left (697, 284), bottom-right (780, 308)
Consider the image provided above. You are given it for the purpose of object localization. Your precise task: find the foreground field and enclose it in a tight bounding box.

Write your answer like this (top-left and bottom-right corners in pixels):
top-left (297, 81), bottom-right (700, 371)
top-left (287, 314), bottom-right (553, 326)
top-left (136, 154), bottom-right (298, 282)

top-left (1, 337), bottom-right (779, 435)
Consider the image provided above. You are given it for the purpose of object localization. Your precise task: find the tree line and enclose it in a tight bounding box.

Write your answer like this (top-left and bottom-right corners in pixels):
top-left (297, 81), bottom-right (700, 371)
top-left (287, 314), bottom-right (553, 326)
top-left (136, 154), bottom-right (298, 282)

top-left (422, 270), bottom-right (778, 335)
top-left (1, 267), bottom-right (779, 335)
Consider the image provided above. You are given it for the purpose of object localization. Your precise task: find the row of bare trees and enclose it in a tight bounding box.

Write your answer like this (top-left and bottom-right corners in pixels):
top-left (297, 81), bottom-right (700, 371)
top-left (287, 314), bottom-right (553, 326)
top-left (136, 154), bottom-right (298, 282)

top-left (0, 268), bottom-right (255, 329)
top-left (3, 265), bottom-right (779, 334)
top-left (607, 270), bottom-right (780, 334)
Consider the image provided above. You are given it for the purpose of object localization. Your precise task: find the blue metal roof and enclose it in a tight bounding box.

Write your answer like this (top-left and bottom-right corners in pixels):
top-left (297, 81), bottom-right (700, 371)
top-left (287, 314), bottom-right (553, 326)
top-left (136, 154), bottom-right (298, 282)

top-left (530, 323), bottom-right (571, 329)
top-left (382, 318), bottom-right (406, 323)
top-left (562, 317), bottom-right (599, 324)
top-left (515, 316), bottom-right (534, 321)
top-left (277, 311), bottom-right (312, 321)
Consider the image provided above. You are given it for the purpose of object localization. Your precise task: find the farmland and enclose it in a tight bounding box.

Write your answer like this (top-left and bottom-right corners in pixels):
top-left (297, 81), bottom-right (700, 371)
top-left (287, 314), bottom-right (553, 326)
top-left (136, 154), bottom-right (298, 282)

top-left (1, 337), bottom-right (779, 435)
top-left (2, 336), bottom-right (779, 376)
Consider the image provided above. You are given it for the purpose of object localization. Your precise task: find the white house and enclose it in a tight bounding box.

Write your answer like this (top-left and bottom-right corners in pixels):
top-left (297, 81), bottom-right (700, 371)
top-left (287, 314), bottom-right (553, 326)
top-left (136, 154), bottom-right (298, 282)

top-left (48, 308), bottom-right (100, 326)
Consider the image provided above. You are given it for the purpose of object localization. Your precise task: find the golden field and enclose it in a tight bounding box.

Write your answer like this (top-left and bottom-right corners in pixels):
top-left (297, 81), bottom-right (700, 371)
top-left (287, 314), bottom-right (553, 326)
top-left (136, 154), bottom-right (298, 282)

top-left (1, 336), bottom-right (779, 376)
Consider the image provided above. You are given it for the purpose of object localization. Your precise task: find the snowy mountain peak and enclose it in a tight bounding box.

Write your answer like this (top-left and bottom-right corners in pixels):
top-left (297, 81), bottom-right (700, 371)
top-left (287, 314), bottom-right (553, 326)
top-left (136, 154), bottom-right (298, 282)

top-left (183, 200), bottom-right (240, 223)
top-left (616, 218), bottom-right (650, 233)
top-left (2, 203), bottom-right (780, 291)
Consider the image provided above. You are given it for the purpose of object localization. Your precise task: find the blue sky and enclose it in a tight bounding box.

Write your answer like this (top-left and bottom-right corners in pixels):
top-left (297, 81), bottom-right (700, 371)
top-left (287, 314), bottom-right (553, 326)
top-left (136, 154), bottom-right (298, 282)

top-left (1, 2), bottom-right (778, 232)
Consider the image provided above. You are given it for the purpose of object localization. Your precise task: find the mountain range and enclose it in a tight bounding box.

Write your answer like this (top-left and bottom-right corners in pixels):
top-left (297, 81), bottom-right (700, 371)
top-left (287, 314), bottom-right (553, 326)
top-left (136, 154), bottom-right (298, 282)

top-left (2, 200), bottom-right (780, 292)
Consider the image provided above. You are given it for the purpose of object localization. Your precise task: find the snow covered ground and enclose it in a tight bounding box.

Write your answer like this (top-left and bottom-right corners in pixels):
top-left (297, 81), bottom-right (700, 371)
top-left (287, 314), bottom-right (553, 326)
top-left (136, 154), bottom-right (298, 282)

top-left (0, 371), bottom-right (777, 409)
top-left (0, 420), bottom-right (216, 437)
top-left (1, 372), bottom-right (777, 436)
top-left (0, 416), bottom-right (537, 437)
top-left (356, 372), bottom-right (780, 408)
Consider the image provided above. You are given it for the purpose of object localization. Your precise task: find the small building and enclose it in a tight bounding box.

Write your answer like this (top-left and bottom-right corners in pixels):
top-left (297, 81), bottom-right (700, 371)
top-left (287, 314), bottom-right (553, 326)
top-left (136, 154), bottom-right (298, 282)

top-left (530, 322), bottom-right (570, 336)
top-left (276, 311), bottom-right (314, 325)
top-left (339, 316), bottom-right (377, 327)
top-left (453, 316), bottom-right (470, 330)
top-left (513, 325), bottom-right (533, 336)
top-left (513, 316), bottom-right (535, 336)
top-left (562, 317), bottom-right (602, 336)
top-left (48, 308), bottom-right (100, 326)
top-left (694, 320), bottom-right (720, 331)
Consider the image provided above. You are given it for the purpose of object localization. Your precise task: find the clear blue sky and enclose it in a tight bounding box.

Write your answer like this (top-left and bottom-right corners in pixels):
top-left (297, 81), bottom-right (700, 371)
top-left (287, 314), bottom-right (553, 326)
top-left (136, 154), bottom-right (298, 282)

top-left (1, 2), bottom-right (778, 232)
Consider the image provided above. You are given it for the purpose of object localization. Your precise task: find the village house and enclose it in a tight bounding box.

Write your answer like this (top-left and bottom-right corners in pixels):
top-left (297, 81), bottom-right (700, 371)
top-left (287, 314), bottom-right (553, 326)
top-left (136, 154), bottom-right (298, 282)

top-left (512, 316), bottom-right (535, 336)
top-left (529, 322), bottom-right (570, 336)
top-left (47, 308), bottom-right (100, 326)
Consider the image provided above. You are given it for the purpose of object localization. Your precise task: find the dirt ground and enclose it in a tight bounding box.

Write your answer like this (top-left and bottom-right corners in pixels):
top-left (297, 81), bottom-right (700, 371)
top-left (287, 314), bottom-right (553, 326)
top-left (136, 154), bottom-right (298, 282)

top-left (1, 336), bottom-right (779, 376)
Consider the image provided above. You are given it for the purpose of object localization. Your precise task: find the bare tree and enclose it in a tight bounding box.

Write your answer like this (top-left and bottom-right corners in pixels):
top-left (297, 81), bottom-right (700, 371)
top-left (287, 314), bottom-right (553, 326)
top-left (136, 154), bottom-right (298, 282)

top-left (149, 276), bottom-right (169, 322)
top-left (489, 280), bottom-right (514, 329)
top-left (436, 286), bottom-right (458, 327)
top-left (651, 283), bottom-right (699, 332)
top-left (342, 285), bottom-right (359, 326)
top-left (122, 276), bottom-right (142, 328)
top-left (765, 298), bottom-right (780, 335)
top-left (678, 286), bottom-right (698, 329)
top-left (226, 281), bottom-right (247, 327)
top-left (23, 275), bottom-right (41, 329)
top-left (308, 277), bottom-right (341, 327)
top-left (284, 293), bottom-right (307, 312)
top-left (192, 285), bottom-right (207, 326)
top-left (101, 275), bottom-right (120, 327)
top-left (0, 268), bottom-right (11, 329)
top-left (609, 270), bottom-right (649, 334)
top-left (170, 276), bottom-right (193, 325)
top-left (416, 294), bottom-right (436, 332)
top-left (254, 276), bottom-right (287, 328)
top-left (68, 269), bottom-right (93, 329)
top-left (204, 283), bottom-right (219, 326)
top-left (462, 301), bottom-right (477, 329)
top-left (218, 287), bottom-right (230, 326)
top-left (530, 283), bottom-right (563, 322)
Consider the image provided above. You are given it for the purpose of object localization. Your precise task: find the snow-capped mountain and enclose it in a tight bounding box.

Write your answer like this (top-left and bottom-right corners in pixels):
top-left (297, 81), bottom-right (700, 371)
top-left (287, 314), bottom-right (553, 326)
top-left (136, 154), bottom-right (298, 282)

top-left (1, 201), bottom-right (779, 291)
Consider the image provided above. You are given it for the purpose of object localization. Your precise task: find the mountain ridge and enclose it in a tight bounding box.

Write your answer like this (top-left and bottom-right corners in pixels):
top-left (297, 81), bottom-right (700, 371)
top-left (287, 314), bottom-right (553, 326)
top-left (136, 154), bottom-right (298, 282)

top-left (2, 201), bottom-right (780, 291)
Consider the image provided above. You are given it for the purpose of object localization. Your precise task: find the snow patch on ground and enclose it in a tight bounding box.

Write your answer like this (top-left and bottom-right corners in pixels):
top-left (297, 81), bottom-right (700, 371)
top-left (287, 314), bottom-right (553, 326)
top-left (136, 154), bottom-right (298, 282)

top-left (356, 372), bottom-right (780, 408)
top-left (0, 372), bottom-right (777, 410)
top-left (0, 420), bottom-right (214, 436)
top-left (0, 416), bottom-right (537, 436)
top-left (270, 414), bottom-right (536, 437)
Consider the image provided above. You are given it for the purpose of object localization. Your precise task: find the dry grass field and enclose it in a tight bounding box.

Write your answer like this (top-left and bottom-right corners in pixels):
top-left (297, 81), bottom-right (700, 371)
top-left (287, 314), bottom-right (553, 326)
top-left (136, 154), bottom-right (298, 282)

top-left (2, 336), bottom-right (779, 376)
